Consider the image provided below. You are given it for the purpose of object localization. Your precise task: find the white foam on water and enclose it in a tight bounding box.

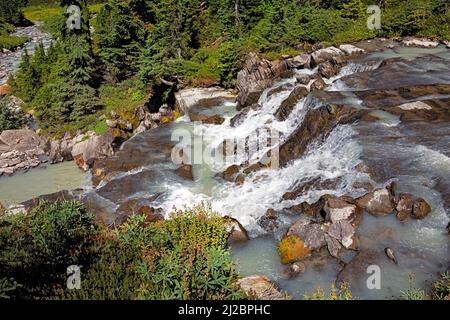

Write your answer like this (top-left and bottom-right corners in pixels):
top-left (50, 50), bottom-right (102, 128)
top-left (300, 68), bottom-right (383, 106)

top-left (192, 78), bottom-right (313, 172)
top-left (159, 124), bottom-right (363, 234)
top-left (327, 60), bottom-right (383, 91)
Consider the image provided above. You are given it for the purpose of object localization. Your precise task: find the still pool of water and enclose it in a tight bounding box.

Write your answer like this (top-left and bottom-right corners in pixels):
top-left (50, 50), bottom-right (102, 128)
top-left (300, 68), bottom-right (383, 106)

top-left (0, 162), bottom-right (88, 206)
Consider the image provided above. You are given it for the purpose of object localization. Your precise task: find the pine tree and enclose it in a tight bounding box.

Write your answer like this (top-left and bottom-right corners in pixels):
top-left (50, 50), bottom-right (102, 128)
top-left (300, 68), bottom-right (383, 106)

top-left (9, 49), bottom-right (40, 103)
top-left (96, 0), bottom-right (145, 83)
top-left (341, 0), bottom-right (366, 20)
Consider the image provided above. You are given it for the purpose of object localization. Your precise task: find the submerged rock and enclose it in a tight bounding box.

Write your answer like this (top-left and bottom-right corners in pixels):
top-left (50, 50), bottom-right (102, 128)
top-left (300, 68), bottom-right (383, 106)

top-left (283, 261), bottom-right (306, 279)
top-left (278, 104), bottom-right (363, 167)
top-left (337, 249), bottom-right (380, 284)
top-left (257, 208), bottom-right (279, 233)
top-left (230, 103), bottom-right (260, 127)
top-left (411, 198), bottom-right (432, 219)
top-left (237, 276), bottom-right (286, 300)
top-left (189, 112), bottom-right (225, 125)
top-left (235, 174), bottom-right (245, 186)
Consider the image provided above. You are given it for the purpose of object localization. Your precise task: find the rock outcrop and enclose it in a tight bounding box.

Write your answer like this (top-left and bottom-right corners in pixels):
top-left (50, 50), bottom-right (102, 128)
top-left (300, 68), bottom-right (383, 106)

top-left (70, 131), bottom-right (115, 171)
top-left (311, 46), bottom-right (344, 65)
top-left (236, 53), bottom-right (289, 109)
top-left (278, 104), bottom-right (363, 167)
top-left (285, 54), bottom-right (314, 69)
top-left (274, 86), bottom-right (309, 121)
top-left (339, 44), bottom-right (365, 55)
top-left (175, 87), bottom-right (236, 114)
top-left (401, 38), bottom-right (439, 48)
top-left (0, 129), bottom-right (49, 176)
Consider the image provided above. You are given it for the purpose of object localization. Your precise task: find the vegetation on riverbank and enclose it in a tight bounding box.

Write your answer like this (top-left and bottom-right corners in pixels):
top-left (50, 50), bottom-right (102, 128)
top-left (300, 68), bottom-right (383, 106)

top-left (0, 201), bottom-right (243, 300)
top-left (0, 2), bottom-right (29, 50)
top-left (401, 272), bottom-right (450, 300)
top-left (0, 96), bottom-right (28, 131)
top-left (3, 0), bottom-right (449, 135)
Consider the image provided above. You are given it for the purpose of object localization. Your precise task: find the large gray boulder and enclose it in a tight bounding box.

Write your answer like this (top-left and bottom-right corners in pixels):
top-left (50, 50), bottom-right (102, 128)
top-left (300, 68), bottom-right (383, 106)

top-left (356, 187), bottom-right (395, 217)
top-left (0, 129), bottom-right (49, 176)
top-left (175, 87), bottom-right (236, 114)
top-left (311, 46), bottom-right (344, 65)
top-left (71, 131), bottom-right (114, 171)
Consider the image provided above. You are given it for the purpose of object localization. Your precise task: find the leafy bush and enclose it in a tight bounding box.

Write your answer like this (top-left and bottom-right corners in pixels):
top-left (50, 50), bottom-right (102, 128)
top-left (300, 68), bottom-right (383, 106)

top-left (0, 278), bottom-right (21, 299)
top-left (0, 34), bottom-right (29, 51)
top-left (1, 201), bottom-right (243, 300)
top-left (432, 271), bottom-right (450, 300)
top-left (0, 201), bottom-right (98, 299)
top-left (0, 0), bottom-right (29, 25)
top-left (61, 204), bottom-right (243, 300)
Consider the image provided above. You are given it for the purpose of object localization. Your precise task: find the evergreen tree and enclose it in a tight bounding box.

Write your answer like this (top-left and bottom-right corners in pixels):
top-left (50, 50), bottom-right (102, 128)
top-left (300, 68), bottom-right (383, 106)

top-left (96, 0), bottom-right (145, 83)
top-left (341, 0), bottom-right (366, 20)
top-left (0, 96), bottom-right (27, 132)
top-left (8, 49), bottom-right (40, 103)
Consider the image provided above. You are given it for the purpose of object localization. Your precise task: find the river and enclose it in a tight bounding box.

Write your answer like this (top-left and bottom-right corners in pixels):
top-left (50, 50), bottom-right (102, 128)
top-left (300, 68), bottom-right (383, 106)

top-left (0, 35), bottom-right (448, 299)
top-left (0, 23), bottom-right (52, 85)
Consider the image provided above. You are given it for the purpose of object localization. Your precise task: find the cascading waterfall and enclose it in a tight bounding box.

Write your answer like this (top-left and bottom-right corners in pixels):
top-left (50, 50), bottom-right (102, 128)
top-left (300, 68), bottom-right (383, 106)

top-left (155, 62), bottom-right (382, 235)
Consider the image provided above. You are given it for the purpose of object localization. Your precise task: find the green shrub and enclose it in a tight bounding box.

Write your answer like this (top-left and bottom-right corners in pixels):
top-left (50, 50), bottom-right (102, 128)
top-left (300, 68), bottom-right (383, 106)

top-left (400, 273), bottom-right (427, 300)
top-left (303, 282), bottom-right (353, 300)
top-left (0, 278), bottom-right (21, 299)
top-left (0, 34), bottom-right (29, 51)
top-left (57, 205), bottom-right (243, 300)
top-left (33, 81), bottom-right (102, 132)
top-left (432, 271), bottom-right (450, 300)
top-left (1, 201), bottom-right (243, 300)
top-left (113, 205), bottom-right (243, 300)
top-left (0, 201), bottom-right (98, 299)
top-left (0, 0), bottom-right (29, 26)
top-left (0, 96), bottom-right (28, 132)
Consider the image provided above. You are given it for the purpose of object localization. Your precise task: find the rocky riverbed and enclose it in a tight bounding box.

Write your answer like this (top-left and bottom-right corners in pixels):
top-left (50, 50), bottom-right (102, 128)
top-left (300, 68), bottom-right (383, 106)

top-left (1, 37), bottom-right (449, 299)
top-left (0, 23), bottom-right (52, 85)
